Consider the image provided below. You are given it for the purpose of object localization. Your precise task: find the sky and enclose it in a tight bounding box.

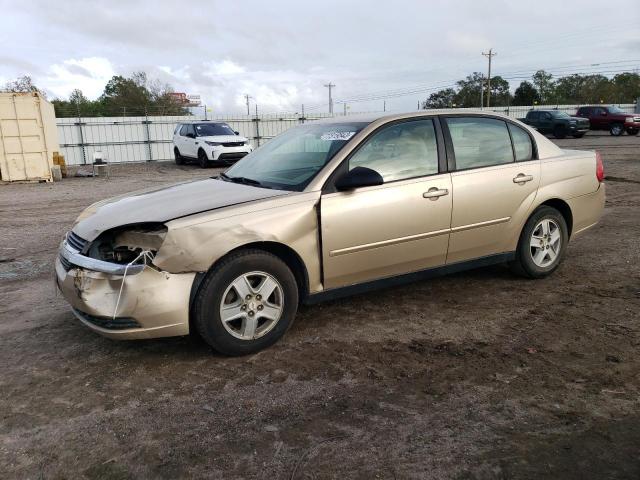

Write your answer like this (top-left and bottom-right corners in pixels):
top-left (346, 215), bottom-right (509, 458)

top-left (1, 0), bottom-right (638, 114)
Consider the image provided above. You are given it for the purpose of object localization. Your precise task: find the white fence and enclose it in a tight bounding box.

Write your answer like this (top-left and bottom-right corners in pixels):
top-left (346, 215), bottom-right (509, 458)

top-left (56, 104), bottom-right (637, 165)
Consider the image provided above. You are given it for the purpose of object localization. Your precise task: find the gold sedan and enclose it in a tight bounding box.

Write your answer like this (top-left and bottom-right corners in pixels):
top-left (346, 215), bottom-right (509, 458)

top-left (56, 111), bottom-right (605, 355)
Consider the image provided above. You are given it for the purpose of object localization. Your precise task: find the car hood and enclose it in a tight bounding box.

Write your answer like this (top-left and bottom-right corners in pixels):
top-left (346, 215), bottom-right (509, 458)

top-left (72, 178), bottom-right (289, 241)
top-left (199, 135), bottom-right (248, 143)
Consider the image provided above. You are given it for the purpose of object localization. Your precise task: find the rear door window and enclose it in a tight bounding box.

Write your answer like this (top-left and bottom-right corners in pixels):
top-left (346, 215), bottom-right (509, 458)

top-left (445, 117), bottom-right (514, 170)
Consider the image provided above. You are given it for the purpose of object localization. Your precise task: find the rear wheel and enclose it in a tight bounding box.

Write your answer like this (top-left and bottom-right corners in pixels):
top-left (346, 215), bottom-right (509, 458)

top-left (553, 125), bottom-right (567, 139)
top-left (193, 250), bottom-right (298, 356)
top-left (198, 149), bottom-right (209, 168)
top-left (510, 206), bottom-right (568, 279)
top-left (610, 123), bottom-right (624, 136)
top-left (174, 147), bottom-right (184, 165)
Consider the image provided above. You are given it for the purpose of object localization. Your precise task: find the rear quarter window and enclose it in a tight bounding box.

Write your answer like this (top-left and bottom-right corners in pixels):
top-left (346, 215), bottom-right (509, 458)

top-left (508, 124), bottom-right (534, 162)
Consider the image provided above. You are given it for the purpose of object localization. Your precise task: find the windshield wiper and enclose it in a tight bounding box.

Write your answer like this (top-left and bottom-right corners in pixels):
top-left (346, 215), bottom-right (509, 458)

top-left (218, 173), bottom-right (271, 188)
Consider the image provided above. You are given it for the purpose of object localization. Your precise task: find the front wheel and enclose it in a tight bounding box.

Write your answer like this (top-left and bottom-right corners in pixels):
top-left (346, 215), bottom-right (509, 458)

top-left (627, 128), bottom-right (639, 136)
top-left (572, 132), bottom-right (585, 138)
top-left (198, 149), bottom-right (210, 168)
top-left (510, 206), bottom-right (569, 279)
top-left (553, 126), bottom-right (567, 139)
top-left (193, 250), bottom-right (299, 355)
top-left (610, 123), bottom-right (624, 136)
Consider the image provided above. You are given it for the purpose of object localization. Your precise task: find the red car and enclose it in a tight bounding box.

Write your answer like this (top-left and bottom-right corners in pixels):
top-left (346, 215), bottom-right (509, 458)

top-left (576, 106), bottom-right (640, 136)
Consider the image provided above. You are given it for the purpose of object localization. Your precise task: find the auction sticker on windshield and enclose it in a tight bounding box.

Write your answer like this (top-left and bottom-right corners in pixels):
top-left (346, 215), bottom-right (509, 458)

top-left (320, 131), bottom-right (356, 141)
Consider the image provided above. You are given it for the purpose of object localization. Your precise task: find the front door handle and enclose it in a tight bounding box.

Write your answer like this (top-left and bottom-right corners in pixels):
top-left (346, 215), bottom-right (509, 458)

top-left (513, 173), bottom-right (533, 184)
top-left (423, 187), bottom-right (449, 200)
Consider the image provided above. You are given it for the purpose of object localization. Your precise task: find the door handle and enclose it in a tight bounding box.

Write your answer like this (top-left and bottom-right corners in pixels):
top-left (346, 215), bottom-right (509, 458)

top-left (513, 174), bottom-right (533, 184)
top-left (423, 187), bottom-right (449, 200)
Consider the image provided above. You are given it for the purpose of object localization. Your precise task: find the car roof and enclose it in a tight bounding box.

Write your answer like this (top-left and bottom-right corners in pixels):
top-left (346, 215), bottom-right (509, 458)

top-left (312, 109), bottom-right (514, 126)
top-left (179, 120), bottom-right (228, 125)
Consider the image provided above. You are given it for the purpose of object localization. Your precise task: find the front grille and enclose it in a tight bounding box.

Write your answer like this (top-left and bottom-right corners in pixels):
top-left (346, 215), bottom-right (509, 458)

top-left (73, 308), bottom-right (141, 330)
top-left (66, 231), bottom-right (88, 252)
top-left (59, 254), bottom-right (73, 271)
top-left (221, 141), bottom-right (245, 147)
top-left (218, 152), bottom-right (248, 161)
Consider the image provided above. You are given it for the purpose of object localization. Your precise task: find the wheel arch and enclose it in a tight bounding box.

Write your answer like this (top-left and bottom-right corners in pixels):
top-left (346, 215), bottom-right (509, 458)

top-left (536, 198), bottom-right (574, 237)
top-left (189, 241), bottom-right (310, 317)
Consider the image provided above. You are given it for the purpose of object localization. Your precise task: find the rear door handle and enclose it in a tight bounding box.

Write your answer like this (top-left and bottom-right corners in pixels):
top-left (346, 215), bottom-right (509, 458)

top-left (423, 187), bottom-right (449, 200)
top-left (513, 174), bottom-right (533, 184)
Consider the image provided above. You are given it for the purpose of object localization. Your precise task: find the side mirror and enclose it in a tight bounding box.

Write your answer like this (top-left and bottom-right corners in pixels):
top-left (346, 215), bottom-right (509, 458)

top-left (601, 111), bottom-right (607, 116)
top-left (234, 130), bottom-right (240, 135)
top-left (335, 166), bottom-right (384, 191)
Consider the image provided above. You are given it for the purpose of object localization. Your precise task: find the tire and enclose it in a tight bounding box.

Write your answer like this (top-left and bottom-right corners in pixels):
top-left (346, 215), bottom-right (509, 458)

top-left (627, 128), bottom-right (639, 136)
top-left (193, 250), bottom-right (299, 356)
top-left (572, 132), bottom-right (585, 138)
top-left (510, 206), bottom-right (569, 279)
top-left (610, 123), bottom-right (624, 136)
top-left (553, 125), bottom-right (567, 139)
top-left (174, 147), bottom-right (184, 165)
top-left (198, 149), bottom-right (210, 168)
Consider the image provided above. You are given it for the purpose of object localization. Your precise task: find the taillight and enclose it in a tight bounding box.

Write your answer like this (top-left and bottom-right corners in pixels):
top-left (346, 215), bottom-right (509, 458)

top-left (596, 151), bottom-right (604, 182)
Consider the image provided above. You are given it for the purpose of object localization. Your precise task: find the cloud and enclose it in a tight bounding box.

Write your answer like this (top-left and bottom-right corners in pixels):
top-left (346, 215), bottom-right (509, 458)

top-left (2, 0), bottom-right (636, 113)
top-left (43, 57), bottom-right (116, 99)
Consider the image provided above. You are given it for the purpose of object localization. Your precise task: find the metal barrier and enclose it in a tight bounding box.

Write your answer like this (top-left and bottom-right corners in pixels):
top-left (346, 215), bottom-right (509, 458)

top-left (56, 104), bottom-right (636, 165)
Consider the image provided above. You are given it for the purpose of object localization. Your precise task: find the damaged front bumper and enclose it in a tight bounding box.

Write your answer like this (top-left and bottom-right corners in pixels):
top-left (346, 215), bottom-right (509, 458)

top-left (55, 240), bottom-right (195, 340)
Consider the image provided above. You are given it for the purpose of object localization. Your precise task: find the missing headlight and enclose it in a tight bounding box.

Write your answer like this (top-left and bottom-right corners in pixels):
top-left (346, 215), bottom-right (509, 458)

top-left (86, 223), bottom-right (167, 265)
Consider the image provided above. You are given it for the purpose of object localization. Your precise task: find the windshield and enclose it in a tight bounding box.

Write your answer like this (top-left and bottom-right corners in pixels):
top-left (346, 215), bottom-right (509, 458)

top-left (607, 106), bottom-right (625, 114)
top-left (195, 123), bottom-right (236, 136)
top-left (224, 122), bottom-right (369, 191)
top-left (551, 111), bottom-right (571, 118)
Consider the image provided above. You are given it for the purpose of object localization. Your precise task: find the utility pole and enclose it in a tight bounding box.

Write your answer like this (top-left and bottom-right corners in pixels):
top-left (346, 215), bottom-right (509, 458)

top-left (343, 103), bottom-right (347, 115)
top-left (383, 100), bottom-right (386, 112)
top-left (324, 82), bottom-right (335, 114)
top-left (481, 49), bottom-right (497, 108)
top-left (244, 94), bottom-right (252, 115)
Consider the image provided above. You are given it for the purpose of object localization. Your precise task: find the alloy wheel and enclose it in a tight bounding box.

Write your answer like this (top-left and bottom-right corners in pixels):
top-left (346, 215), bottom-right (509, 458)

top-left (219, 271), bottom-right (284, 340)
top-left (530, 219), bottom-right (562, 268)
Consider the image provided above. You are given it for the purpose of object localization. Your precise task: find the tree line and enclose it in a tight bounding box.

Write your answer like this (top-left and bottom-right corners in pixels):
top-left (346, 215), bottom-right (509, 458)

top-left (2, 73), bottom-right (190, 117)
top-left (422, 70), bottom-right (640, 109)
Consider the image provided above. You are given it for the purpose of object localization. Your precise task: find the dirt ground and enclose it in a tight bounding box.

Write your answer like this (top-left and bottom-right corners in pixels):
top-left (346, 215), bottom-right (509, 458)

top-left (0, 131), bottom-right (638, 479)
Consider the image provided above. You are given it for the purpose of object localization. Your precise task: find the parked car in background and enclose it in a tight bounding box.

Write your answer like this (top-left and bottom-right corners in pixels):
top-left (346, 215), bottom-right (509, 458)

top-left (56, 111), bottom-right (605, 355)
top-left (576, 106), bottom-right (640, 136)
top-left (520, 109), bottom-right (590, 139)
top-left (173, 121), bottom-right (253, 167)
